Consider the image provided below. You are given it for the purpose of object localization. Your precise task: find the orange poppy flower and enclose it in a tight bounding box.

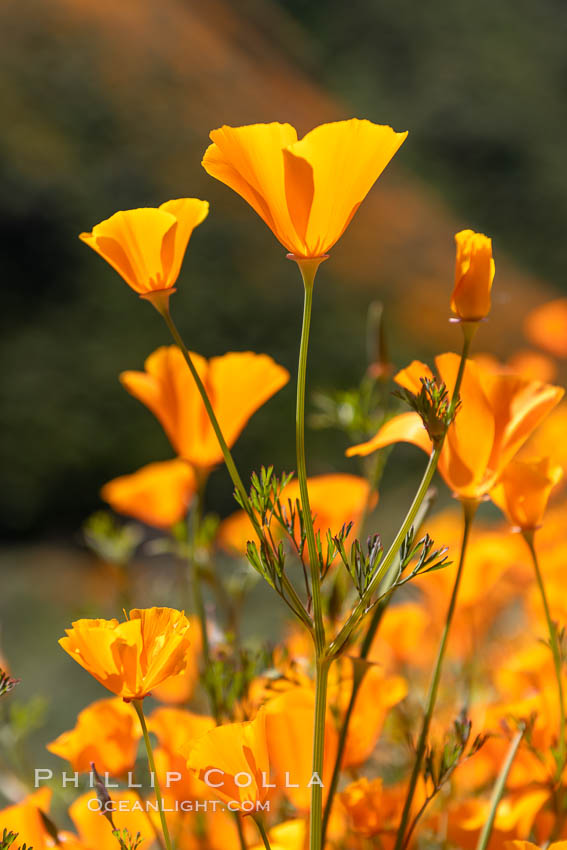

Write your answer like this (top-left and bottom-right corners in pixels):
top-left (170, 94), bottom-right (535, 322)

top-left (491, 457), bottom-right (563, 531)
top-left (47, 697), bottom-right (141, 775)
top-left (347, 354), bottom-right (564, 500)
top-left (69, 790), bottom-right (155, 850)
top-left (101, 459), bottom-right (197, 529)
top-left (80, 199), bottom-right (209, 297)
top-left (121, 346), bottom-right (289, 469)
top-left (218, 473), bottom-right (372, 555)
top-left (202, 119), bottom-right (407, 258)
top-left (524, 297), bottom-right (567, 358)
top-left (184, 708), bottom-right (270, 812)
top-left (451, 229), bottom-right (495, 321)
top-left (59, 607), bottom-right (191, 700)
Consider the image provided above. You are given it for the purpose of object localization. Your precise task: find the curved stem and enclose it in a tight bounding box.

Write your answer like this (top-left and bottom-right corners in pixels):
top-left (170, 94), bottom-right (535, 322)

top-left (253, 816), bottom-right (272, 850)
top-left (475, 727), bottom-right (524, 850)
top-left (234, 812), bottom-right (247, 850)
top-left (524, 530), bottom-right (566, 777)
top-left (157, 306), bottom-right (312, 634)
top-left (393, 498), bottom-right (478, 850)
top-left (133, 700), bottom-right (172, 850)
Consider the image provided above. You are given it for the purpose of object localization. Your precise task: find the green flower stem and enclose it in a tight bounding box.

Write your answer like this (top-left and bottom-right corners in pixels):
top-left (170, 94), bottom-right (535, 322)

top-left (253, 816), bottom-right (272, 850)
top-left (311, 657), bottom-right (330, 850)
top-left (475, 727), bottom-right (524, 850)
top-left (234, 812), bottom-right (248, 850)
top-left (291, 256), bottom-right (329, 850)
top-left (294, 264), bottom-right (326, 652)
top-left (133, 699), bottom-right (172, 850)
top-left (523, 530), bottom-right (566, 777)
top-left (393, 497), bottom-right (478, 850)
top-left (156, 305), bottom-right (311, 634)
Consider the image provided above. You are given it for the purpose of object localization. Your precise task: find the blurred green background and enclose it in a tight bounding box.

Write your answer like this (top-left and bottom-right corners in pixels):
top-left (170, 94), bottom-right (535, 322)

top-left (3, 0), bottom-right (567, 540)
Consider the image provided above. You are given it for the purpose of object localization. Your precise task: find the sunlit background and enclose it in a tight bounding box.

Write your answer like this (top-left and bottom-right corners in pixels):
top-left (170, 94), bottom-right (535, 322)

top-left (2, 0), bottom-right (567, 773)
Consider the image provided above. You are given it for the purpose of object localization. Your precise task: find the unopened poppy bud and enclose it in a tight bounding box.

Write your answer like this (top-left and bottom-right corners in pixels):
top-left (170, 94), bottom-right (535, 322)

top-left (451, 229), bottom-right (495, 321)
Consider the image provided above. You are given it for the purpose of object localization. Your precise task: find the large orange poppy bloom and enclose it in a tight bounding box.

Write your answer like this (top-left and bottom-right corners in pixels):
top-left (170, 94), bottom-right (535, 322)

top-left (59, 607), bottom-right (192, 700)
top-left (80, 199), bottom-right (209, 296)
top-left (202, 119), bottom-right (407, 258)
top-left (347, 354), bottom-right (564, 500)
top-left (120, 346), bottom-right (289, 469)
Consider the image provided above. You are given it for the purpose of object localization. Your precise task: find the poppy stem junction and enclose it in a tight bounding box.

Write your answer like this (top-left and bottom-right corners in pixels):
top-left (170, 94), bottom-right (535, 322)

top-left (393, 497), bottom-right (479, 850)
top-left (132, 699), bottom-right (172, 850)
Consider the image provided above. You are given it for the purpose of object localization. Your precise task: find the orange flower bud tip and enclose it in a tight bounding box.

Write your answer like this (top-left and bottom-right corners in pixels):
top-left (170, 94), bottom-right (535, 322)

top-left (139, 287), bottom-right (176, 316)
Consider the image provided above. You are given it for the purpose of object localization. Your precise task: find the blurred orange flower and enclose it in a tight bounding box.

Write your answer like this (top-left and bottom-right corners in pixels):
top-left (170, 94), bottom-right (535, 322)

top-left (184, 709), bottom-right (270, 812)
top-left (47, 697), bottom-right (141, 775)
top-left (340, 777), bottom-right (407, 839)
top-left (149, 707), bottom-right (215, 803)
top-left (121, 346), bottom-right (289, 469)
top-left (491, 457), bottom-right (563, 531)
top-left (264, 687), bottom-right (337, 812)
top-left (80, 199), bottom-right (209, 297)
top-left (347, 354), bottom-right (564, 500)
top-left (59, 607), bottom-right (191, 700)
top-left (330, 663), bottom-right (408, 768)
top-left (202, 119), bottom-right (407, 258)
top-left (249, 819), bottom-right (306, 850)
top-left (524, 297), bottom-right (567, 358)
top-left (218, 473), bottom-right (372, 555)
top-left (0, 791), bottom-right (53, 850)
top-left (69, 790), bottom-right (155, 850)
top-left (101, 459), bottom-right (196, 528)
top-left (451, 229), bottom-right (495, 321)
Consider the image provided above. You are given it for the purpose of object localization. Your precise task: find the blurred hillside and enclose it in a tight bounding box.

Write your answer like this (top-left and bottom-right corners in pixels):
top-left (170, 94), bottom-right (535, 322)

top-left (1, 0), bottom-right (564, 537)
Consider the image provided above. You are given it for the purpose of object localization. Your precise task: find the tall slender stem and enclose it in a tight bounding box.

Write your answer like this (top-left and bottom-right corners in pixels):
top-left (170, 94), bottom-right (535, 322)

top-left (475, 728), bottom-right (524, 850)
top-left (294, 267), bottom-right (325, 652)
top-left (234, 812), bottom-right (247, 850)
top-left (253, 817), bottom-right (272, 850)
top-left (291, 256), bottom-right (328, 850)
top-left (133, 700), bottom-right (172, 850)
top-left (393, 498), bottom-right (478, 850)
top-left (156, 305), bottom-right (312, 633)
top-left (524, 530), bottom-right (566, 776)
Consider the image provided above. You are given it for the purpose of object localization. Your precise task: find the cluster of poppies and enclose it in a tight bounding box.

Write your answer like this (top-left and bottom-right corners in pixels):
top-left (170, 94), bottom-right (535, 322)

top-left (2, 119), bottom-right (567, 850)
